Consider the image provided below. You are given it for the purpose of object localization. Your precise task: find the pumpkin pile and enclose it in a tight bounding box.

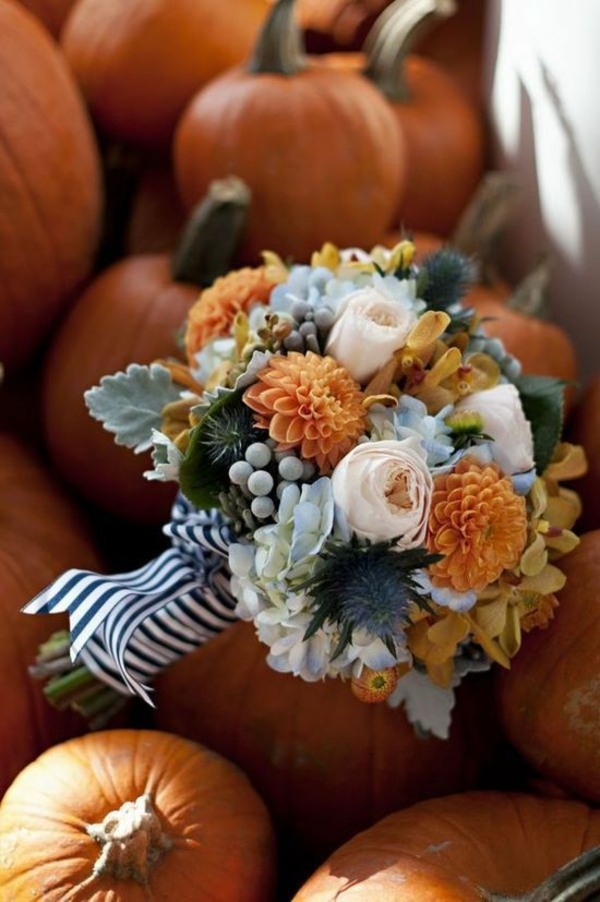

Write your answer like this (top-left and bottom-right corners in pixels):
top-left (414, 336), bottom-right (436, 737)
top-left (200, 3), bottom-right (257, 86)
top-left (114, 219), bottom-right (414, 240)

top-left (1, 0), bottom-right (599, 900)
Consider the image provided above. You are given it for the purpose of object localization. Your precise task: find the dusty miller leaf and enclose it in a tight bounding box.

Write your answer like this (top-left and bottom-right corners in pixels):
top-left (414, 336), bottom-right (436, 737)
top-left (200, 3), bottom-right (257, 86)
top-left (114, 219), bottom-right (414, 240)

top-left (85, 364), bottom-right (180, 453)
top-left (144, 430), bottom-right (184, 482)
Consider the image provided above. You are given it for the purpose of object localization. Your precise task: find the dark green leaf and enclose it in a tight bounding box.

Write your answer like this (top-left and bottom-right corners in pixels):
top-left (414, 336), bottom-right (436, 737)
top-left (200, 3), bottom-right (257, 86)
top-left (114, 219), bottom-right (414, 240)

top-left (516, 374), bottom-right (567, 474)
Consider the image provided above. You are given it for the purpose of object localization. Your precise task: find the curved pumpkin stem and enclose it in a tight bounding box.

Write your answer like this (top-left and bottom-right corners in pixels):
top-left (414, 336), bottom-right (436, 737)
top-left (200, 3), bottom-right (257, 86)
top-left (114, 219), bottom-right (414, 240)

top-left (363, 0), bottom-right (456, 102)
top-left (506, 257), bottom-right (551, 320)
top-left (487, 845), bottom-right (600, 901)
top-left (247, 0), bottom-right (307, 76)
top-left (171, 176), bottom-right (251, 288)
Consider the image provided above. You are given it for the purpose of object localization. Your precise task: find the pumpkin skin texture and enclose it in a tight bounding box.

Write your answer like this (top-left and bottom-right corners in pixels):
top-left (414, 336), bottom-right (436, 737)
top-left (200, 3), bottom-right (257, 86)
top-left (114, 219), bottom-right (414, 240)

top-left (0, 1), bottom-right (102, 374)
top-left (175, 66), bottom-right (405, 264)
top-left (42, 256), bottom-right (196, 524)
top-left (61, 0), bottom-right (270, 150)
top-left (496, 532), bottom-right (600, 804)
top-left (292, 791), bottom-right (600, 901)
top-left (0, 729), bottom-right (276, 901)
top-left (11, 0), bottom-right (75, 37)
top-left (125, 167), bottom-right (186, 256)
top-left (569, 375), bottom-right (600, 532)
top-left (155, 622), bottom-right (494, 856)
top-left (0, 435), bottom-right (100, 798)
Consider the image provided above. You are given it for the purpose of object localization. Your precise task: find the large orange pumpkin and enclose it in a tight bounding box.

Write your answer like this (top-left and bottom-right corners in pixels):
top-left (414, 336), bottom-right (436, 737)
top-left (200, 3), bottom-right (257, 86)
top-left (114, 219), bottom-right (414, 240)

top-left (496, 531), bottom-right (600, 804)
top-left (125, 167), bottom-right (186, 257)
top-left (155, 621), bottom-right (497, 856)
top-left (0, 0), bottom-right (102, 374)
top-left (0, 434), bottom-right (100, 798)
top-left (175, 0), bottom-right (406, 264)
top-left (0, 729), bottom-right (276, 900)
top-left (293, 792), bottom-right (600, 900)
top-left (11, 0), bottom-right (75, 37)
top-left (61, 0), bottom-right (270, 150)
top-left (569, 375), bottom-right (600, 532)
top-left (42, 181), bottom-right (249, 524)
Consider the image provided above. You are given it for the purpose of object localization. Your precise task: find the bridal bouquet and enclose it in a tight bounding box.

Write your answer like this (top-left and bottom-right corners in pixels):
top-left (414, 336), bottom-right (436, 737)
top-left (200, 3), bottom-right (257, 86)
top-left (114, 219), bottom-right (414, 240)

top-left (27, 240), bottom-right (586, 737)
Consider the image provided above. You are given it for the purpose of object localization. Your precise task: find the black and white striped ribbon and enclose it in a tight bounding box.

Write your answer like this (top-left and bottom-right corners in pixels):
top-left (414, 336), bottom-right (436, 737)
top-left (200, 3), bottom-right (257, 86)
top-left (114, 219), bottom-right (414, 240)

top-left (23, 496), bottom-right (238, 704)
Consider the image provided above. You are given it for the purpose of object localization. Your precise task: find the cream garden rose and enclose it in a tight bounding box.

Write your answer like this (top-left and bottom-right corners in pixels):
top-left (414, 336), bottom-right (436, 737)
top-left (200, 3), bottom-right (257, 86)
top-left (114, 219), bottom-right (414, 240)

top-left (325, 285), bottom-right (417, 384)
top-left (455, 383), bottom-right (535, 475)
top-left (331, 436), bottom-right (433, 547)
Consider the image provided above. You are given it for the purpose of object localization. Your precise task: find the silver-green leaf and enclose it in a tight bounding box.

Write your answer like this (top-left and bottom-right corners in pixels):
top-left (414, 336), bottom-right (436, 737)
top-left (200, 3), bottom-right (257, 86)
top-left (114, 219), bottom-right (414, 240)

top-left (85, 364), bottom-right (181, 453)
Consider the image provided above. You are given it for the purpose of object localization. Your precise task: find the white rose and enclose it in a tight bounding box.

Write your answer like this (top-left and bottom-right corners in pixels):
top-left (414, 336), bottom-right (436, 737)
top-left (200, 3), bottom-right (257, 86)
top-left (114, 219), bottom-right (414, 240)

top-left (325, 286), bottom-right (417, 384)
top-left (331, 437), bottom-right (433, 548)
top-left (455, 383), bottom-right (535, 475)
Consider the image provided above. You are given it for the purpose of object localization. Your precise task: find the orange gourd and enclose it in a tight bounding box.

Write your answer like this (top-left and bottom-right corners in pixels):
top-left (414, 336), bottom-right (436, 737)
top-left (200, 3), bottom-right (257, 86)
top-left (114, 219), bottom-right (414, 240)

top-left (496, 531), bottom-right (600, 804)
top-left (568, 375), bottom-right (600, 532)
top-left (175, 0), bottom-right (406, 265)
top-left (11, 0), bottom-right (75, 37)
top-left (155, 622), bottom-right (496, 856)
top-left (125, 167), bottom-right (186, 256)
top-left (298, 0), bottom-right (389, 48)
top-left (42, 181), bottom-right (249, 524)
top-left (0, 434), bottom-right (100, 798)
top-left (0, 0), bottom-right (102, 374)
top-left (293, 792), bottom-right (600, 900)
top-left (61, 0), bottom-right (270, 150)
top-left (0, 730), bottom-right (276, 900)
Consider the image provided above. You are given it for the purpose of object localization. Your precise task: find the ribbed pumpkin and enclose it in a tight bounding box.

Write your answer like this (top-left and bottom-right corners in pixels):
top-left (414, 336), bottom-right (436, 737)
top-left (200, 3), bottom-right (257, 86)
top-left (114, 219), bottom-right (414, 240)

top-left (0, 730), bottom-right (276, 900)
top-left (42, 180), bottom-right (249, 524)
top-left (0, 434), bottom-right (100, 798)
top-left (0, 0), bottom-right (102, 374)
top-left (12, 0), bottom-right (75, 37)
top-left (155, 622), bottom-right (496, 856)
top-left (569, 375), bottom-right (600, 532)
top-left (298, 0), bottom-right (389, 48)
top-left (125, 167), bottom-right (186, 256)
top-left (496, 531), bottom-right (600, 804)
top-left (293, 792), bottom-right (600, 901)
top-left (175, 0), bottom-right (406, 264)
top-left (61, 0), bottom-right (270, 150)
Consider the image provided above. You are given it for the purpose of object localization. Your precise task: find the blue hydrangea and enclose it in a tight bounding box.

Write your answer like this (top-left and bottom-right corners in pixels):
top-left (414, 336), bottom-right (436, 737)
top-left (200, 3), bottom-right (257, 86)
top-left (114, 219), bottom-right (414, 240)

top-left (394, 395), bottom-right (456, 467)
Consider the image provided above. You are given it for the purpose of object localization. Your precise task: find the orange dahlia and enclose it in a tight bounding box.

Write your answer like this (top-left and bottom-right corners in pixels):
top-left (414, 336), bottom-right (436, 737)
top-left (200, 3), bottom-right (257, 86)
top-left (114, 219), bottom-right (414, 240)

top-left (427, 457), bottom-right (528, 593)
top-left (243, 351), bottom-right (367, 474)
top-left (185, 267), bottom-right (276, 363)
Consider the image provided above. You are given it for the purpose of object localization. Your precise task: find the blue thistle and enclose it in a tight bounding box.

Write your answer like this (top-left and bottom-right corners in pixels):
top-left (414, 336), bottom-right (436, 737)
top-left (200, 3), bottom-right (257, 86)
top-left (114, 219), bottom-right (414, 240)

top-left (418, 249), bottom-right (476, 311)
top-left (200, 397), bottom-right (261, 468)
top-left (301, 539), bottom-right (442, 658)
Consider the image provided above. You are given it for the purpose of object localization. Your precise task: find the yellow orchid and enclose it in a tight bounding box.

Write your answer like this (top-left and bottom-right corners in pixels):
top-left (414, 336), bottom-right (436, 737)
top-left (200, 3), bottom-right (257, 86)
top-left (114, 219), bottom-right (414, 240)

top-left (407, 613), bottom-right (470, 688)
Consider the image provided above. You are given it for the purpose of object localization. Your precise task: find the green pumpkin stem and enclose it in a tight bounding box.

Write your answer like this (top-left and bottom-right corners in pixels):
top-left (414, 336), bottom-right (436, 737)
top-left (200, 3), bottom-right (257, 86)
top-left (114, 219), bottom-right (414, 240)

top-left (364, 0), bottom-right (456, 102)
top-left (506, 257), bottom-right (551, 320)
top-left (247, 0), bottom-right (306, 76)
top-left (487, 845), bottom-right (600, 901)
top-left (171, 176), bottom-right (251, 288)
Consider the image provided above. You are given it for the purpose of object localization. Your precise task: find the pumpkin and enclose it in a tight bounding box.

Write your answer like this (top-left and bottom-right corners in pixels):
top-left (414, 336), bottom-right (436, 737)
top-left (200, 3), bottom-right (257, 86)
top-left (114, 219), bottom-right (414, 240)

top-left (0, 0), bottom-right (102, 374)
top-left (11, 0), bottom-right (75, 37)
top-left (175, 0), bottom-right (406, 265)
top-left (496, 531), bottom-right (600, 804)
top-left (42, 179), bottom-right (250, 524)
top-left (155, 621), bottom-right (498, 856)
top-left (568, 375), bottom-right (600, 532)
top-left (0, 729), bottom-right (276, 900)
top-left (61, 0), bottom-right (270, 150)
top-left (292, 791), bottom-right (600, 900)
top-left (0, 434), bottom-right (100, 798)
top-left (362, 0), bottom-right (485, 235)
top-left (298, 0), bottom-right (389, 49)
top-left (125, 167), bottom-right (187, 256)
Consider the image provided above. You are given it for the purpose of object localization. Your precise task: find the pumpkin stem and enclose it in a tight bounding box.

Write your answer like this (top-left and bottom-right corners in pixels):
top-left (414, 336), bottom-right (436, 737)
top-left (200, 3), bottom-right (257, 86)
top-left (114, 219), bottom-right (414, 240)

top-left (247, 0), bottom-right (307, 76)
top-left (364, 0), bottom-right (456, 102)
top-left (487, 845), bottom-right (600, 901)
top-left (171, 176), bottom-right (251, 288)
top-left (451, 172), bottom-right (521, 283)
top-left (87, 794), bottom-right (172, 885)
top-left (506, 257), bottom-right (551, 320)
top-left (30, 631), bottom-right (127, 729)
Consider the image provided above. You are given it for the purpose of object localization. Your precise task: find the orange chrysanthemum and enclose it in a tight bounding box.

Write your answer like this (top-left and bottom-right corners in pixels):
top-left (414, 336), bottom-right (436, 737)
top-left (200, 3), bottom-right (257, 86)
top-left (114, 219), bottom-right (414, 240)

top-left (427, 457), bottom-right (528, 593)
top-left (244, 351), bottom-right (367, 474)
top-left (185, 267), bottom-right (276, 363)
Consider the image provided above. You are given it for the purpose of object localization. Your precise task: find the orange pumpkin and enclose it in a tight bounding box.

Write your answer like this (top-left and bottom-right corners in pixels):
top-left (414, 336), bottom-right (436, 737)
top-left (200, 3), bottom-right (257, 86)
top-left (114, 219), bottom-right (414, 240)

top-left (0, 729), bottom-right (276, 900)
top-left (0, 0), bottom-right (102, 374)
top-left (0, 434), bottom-right (100, 798)
top-left (568, 375), bottom-right (600, 532)
top-left (42, 181), bottom-right (249, 524)
top-left (293, 792), bottom-right (600, 900)
top-left (125, 167), bottom-right (186, 257)
top-left (496, 531), bottom-right (600, 804)
top-left (298, 0), bottom-right (389, 48)
top-left (363, 0), bottom-right (485, 235)
top-left (11, 0), bottom-right (75, 37)
top-left (61, 0), bottom-right (270, 150)
top-left (155, 622), bottom-right (497, 856)
top-left (175, 0), bottom-right (406, 264)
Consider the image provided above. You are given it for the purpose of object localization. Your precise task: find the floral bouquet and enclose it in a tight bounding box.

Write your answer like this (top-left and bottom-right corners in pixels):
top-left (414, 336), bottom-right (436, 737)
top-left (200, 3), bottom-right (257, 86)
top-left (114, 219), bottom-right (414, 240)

top-left (26, 240), bottom-right (587, 738)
